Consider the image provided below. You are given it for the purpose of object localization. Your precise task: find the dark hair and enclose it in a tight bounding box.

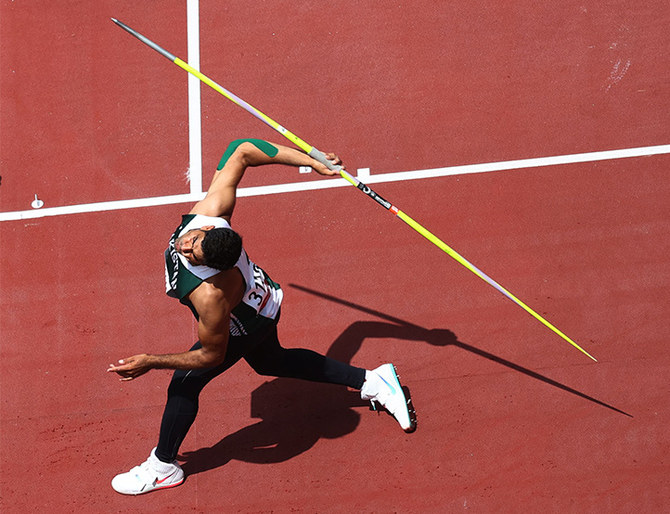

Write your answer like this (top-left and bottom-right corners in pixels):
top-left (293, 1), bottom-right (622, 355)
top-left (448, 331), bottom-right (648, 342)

top-left (200, 228), bottom-right (243, 270)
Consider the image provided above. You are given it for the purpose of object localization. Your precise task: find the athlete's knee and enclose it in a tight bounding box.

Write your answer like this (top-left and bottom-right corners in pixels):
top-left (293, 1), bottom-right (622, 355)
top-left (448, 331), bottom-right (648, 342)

top-left (167, 371), bottom-right (206, 400)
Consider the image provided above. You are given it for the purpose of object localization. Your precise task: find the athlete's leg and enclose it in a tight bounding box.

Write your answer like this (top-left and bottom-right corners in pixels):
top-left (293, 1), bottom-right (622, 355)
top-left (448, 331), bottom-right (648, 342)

top-left (243, 322), bottom-right (366, 389)
top-left (154, 338), bottom-right (247, 462)
top-left (243, 323), bottom-right (416, 433)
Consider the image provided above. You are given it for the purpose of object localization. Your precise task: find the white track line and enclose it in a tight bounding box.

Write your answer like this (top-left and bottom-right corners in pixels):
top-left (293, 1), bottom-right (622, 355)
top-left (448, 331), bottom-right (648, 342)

top-left (1, 144), bottom-right (668, 222)
top-left (187, 0), bottom-right (202, 194)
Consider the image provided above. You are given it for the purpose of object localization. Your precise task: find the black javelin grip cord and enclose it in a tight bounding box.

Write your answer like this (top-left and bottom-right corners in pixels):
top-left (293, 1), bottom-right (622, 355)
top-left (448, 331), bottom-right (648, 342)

top-left (111, 18), bottom-right (597, 362)
top-left (356, 182), bottom-right (393, 210)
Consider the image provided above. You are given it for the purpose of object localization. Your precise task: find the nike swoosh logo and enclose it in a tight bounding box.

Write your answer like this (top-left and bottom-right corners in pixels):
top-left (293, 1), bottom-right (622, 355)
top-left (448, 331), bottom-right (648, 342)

top-left (379, 374), bottom-right (397, 395)
top-left (154, 470), bottom-right (177, 486)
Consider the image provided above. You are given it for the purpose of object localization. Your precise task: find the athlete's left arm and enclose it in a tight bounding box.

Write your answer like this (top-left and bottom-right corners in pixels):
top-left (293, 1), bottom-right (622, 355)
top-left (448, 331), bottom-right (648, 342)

top-left (189, 139), bottom-right (342, 222)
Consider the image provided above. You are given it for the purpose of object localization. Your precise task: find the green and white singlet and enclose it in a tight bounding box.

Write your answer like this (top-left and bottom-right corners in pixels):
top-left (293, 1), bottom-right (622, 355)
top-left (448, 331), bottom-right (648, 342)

top-left (164, 214), bottom-right (283, 336)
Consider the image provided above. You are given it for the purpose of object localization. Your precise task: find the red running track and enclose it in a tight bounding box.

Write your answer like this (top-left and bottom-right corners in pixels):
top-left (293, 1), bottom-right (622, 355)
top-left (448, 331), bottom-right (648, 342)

top-left (1, 1), bottom-right (669, 512)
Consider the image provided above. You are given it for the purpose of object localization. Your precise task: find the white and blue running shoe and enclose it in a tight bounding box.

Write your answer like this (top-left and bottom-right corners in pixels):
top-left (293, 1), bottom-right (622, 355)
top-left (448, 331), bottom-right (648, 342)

top-left (361, 363), bottom-right (417, 433)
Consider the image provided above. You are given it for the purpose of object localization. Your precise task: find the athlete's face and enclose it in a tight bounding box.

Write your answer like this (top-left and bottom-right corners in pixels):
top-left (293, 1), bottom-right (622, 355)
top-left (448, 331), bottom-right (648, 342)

top-left (174, 225), bottom-right (214, 266)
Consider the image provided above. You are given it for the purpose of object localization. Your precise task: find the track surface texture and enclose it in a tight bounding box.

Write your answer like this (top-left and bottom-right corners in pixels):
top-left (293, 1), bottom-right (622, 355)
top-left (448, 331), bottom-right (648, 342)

top-left (1, 1), bottom-right (668, 512)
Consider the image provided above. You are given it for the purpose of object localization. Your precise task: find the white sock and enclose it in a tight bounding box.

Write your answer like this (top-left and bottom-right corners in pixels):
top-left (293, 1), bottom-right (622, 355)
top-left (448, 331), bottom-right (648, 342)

top-left (150, 449), bottom-right (177, 473)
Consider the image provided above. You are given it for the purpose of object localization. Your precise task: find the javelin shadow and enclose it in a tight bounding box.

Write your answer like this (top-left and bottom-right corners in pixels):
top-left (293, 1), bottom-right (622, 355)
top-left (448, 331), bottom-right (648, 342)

top-left (179, 283), bottom-right (630, 477)
top-left (291, 283), bottom-right (632, 418)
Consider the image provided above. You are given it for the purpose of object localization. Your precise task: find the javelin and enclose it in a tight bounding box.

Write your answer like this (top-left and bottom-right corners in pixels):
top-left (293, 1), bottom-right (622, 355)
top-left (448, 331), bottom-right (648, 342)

top-left (111, 18), bottom-right (597, 362)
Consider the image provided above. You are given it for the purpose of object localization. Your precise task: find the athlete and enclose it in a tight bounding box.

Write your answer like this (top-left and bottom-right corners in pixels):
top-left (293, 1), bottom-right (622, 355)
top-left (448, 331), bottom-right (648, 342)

top-left (107, 139), bottom-right (416, 495)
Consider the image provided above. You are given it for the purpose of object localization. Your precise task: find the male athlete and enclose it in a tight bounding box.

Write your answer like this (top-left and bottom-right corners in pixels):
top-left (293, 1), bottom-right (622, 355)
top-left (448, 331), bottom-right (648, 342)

top-left (107, 139), bottom-right (416, 495)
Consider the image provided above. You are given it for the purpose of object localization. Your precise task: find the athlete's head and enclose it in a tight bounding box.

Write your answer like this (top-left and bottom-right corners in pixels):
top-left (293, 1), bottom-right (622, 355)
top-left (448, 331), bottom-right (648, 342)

top-left (174, 226), bottom-right (242, 270)
top-left (200, 227), bottom-right (242, 270)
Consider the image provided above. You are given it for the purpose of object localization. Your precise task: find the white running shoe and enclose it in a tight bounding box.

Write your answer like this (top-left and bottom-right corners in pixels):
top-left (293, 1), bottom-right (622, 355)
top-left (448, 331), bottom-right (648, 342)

top-left (111, 448), bottom-right (184, 495)
top-left (361, 363), bottom-right (417, 433)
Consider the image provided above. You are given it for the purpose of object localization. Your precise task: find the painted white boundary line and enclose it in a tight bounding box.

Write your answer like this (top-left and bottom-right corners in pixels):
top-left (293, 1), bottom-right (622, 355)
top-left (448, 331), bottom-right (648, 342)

top-left (186, 0), bottom-right (202, 195)
top-left (363, 144), bottom-right (670, 184)
top-left (1, 144), bottom-right (668, 222)
top-left (0, 193), bottom-right (203, 221)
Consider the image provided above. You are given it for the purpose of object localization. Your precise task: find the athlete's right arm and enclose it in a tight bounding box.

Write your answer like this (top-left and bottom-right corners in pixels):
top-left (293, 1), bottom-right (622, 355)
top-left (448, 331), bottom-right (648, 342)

top-left (107, 272), bottom-right (242, 380)
top-left (187, 284), bottom-right (231, 365)
top-left (106, 285), bottom-right (229, 378)
top-left (189, 139), bottom-right (342, 221)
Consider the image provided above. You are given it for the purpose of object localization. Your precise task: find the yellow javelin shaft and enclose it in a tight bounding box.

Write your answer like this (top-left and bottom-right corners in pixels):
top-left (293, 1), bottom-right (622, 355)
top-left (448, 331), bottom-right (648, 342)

top-left (173, 57), bottom-right (314, 155)
top-left (395, 210), bottom-right (597, 361)
top-left (337, 164), bottom-right (596, 361)
top-left (111, 18), bottom-right (314, 154)
top-left (112, 18), bottom-right (596, 362)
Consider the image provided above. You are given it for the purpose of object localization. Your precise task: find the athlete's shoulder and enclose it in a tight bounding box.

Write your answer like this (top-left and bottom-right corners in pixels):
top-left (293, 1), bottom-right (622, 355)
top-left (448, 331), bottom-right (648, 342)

top-left (189, 268), bottom-right (244, 309)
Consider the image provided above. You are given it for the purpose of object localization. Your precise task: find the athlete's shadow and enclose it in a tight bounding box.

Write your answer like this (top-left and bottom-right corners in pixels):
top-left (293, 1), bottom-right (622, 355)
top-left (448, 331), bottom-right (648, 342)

top-left (179, 283), bottom-right (630, 476)
top-left (179, 319), bottom-right (453, 476)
